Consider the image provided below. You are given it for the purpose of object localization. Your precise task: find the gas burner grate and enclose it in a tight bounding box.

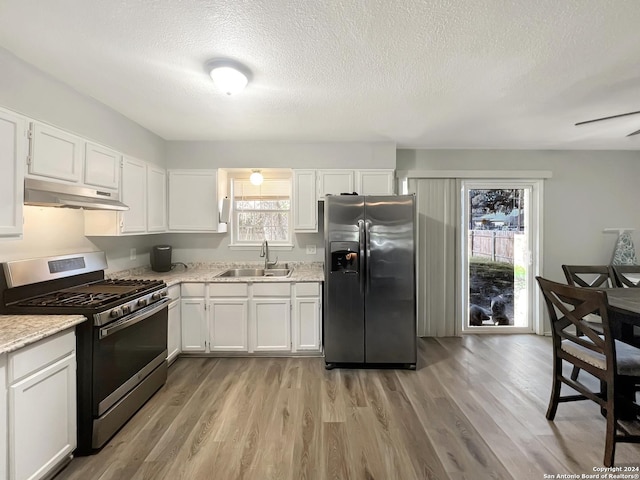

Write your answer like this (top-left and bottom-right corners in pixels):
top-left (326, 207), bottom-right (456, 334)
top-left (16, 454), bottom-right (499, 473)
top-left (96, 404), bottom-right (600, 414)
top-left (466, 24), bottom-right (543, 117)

top-left (16, 278), bottom-right (166, 309)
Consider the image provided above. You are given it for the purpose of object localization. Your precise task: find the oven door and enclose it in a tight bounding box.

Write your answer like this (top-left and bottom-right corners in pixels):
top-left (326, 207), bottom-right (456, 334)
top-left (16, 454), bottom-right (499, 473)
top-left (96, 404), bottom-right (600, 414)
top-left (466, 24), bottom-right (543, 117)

top-left (93, 298), bottom-right (169, 416)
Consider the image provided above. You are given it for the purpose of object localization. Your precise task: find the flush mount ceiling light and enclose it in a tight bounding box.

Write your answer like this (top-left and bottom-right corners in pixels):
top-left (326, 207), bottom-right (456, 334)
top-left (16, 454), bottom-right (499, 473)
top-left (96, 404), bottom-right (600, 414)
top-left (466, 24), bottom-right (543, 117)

top-left (249, 170), bottom-right (264, 186)
top-left (206, 59), bottom-right (250, 95)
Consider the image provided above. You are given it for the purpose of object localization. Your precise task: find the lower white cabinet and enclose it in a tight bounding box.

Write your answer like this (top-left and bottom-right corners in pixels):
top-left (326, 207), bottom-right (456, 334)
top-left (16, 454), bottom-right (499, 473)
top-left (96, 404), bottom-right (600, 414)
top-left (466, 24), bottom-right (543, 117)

top-left (167, 299), bottom-right (181, 364)
top-left (292, 283), bottom-right (322, 352)
top-left (6, 329), bottom-right (76, 480)
top-left (176, 281), bottom-right (322, 355)
top-left (209, 299), bottom-right (249, 351)
top-left (251, 283), bottom-right (291, 352)
top-left (181, 298), bottom-right (207, 352)
top-left (1, 354), bottom-right (7, 480)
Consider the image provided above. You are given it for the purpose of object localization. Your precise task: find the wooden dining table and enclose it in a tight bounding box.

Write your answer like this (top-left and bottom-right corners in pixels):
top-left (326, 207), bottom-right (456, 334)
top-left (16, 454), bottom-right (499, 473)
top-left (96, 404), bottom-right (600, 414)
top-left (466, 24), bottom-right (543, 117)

top-left (605, 288), bottom-right (640, 347)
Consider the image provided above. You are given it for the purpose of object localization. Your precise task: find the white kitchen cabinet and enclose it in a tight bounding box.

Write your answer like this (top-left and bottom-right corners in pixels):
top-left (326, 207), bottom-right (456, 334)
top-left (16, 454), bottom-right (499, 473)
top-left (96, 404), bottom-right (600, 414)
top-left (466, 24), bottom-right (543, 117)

top-left (147, 165), bottom-right (167, 233)
top-left (8, 329), bottom-right (76, 480)
top-left (167, 299), bottom-right (181, 365)
top-left (293, 169), bottom-right (318, 232)
top-left (251, 283), bottom-right (291, 352)
top-left (168, 170), bottom-right (219, 232)
top-left (292, 283), bottom-right (322, 352)
top-left (1, 354), bottom-right (7, 480)
top-left (317, 170), bottom-right (354, 199)
top-left (84, 142), bottom-right (120, 191)
top-left (27, 122), bottom-right (83, 183)
top-left (0, 109), bottom-right (26, 238)
top-left (356, 169), bottom-right (395, 195)
top-left (120, 156), bottom-right (147, 233)
top-left (209, 283), bottom-right (249, 352)
top-left (209, 299), bottom-right (249, 351)
top-left (181, 283), bottom-right (207, 352)
top-left (85, 157), bottom-right (165, 236)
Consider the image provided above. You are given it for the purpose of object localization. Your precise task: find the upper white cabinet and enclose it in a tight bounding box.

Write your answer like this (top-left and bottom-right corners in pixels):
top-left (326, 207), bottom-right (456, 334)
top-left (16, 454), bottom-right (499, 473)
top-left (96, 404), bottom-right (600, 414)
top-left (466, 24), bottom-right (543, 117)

top-left (293, 170), bottom-right (318, 232)
top-left (168, 170), bottom-right (220, 232)
top-left (85, 157), bottom-right (167, 236)
top-left (356, 170), bottom-right (395, 195)
top-left (147, 165), bottom-right (167, 233)
top-left (120, 156), bottom-right (148, 233)
top-left (0, 109), bottom-right (26, 238)
top-left (27, 122), bottom-right (83, 183)
top-left (317, 170), bottom-right (354, 199)
top-left (84, 142), bottom-right (120, 191)
top-left (316, 169), bottom-right (394, 199)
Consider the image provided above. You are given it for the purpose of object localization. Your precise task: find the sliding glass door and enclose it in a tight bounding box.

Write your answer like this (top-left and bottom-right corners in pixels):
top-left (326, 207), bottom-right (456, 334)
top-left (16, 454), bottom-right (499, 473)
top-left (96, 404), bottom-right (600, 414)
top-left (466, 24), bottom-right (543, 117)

top-left (460, 180), bottom-right (542, 333)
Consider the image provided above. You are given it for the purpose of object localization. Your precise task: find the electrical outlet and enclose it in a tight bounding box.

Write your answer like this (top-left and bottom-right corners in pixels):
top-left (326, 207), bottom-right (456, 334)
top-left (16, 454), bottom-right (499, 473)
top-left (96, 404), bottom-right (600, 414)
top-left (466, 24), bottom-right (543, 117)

top-left (130, 248), bottom-right (136, 260)
top-left (306, 245), bottom-right (316, 255)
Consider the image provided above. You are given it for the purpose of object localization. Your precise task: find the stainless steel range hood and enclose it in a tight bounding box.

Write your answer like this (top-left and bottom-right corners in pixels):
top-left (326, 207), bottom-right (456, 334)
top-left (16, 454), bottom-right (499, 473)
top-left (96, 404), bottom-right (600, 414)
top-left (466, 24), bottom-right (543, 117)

top-left (24, 178), bottom-right (129, 211)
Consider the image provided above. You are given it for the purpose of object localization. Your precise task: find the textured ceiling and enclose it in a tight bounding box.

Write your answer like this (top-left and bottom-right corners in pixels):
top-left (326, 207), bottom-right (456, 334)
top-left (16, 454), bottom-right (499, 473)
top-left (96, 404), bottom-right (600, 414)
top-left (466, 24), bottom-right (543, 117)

top-left (1, 0), bottom-right (640, 149)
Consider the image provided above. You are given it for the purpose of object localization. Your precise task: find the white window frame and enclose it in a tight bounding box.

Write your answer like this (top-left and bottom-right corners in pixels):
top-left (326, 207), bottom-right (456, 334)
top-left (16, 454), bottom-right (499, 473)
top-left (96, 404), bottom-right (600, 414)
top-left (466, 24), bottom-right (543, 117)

top-left (229, 174), bottom-right (294, 249)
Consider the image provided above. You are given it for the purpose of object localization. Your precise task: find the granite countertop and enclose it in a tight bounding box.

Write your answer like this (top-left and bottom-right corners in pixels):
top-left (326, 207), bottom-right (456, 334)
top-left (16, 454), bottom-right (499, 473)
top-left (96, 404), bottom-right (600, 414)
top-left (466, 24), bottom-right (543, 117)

top-left (0, 314), bottom-right (86, 354)
top-left (108, 261), bottom-right (324, 286)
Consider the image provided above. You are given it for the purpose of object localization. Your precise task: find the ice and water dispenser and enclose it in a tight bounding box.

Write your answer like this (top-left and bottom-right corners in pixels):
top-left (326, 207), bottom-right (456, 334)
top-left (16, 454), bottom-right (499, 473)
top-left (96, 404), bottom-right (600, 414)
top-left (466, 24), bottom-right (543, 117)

top-left (329, 241), bottom-right (359, 274)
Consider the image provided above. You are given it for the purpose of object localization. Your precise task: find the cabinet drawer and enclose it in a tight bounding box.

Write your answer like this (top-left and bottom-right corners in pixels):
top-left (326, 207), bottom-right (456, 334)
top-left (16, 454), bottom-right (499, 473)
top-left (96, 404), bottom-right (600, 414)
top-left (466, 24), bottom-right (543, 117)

top-left (8, 329), bottom-right (75, 383)
top-left (167, 284), bottom-right (181, 301)
top-left (210, 283), bottom-right (248, 297)
top-left (252, 283), bottom-right (291, 297)
top-left (181, 283), bottom-right (206, 297)
top-left (295, 283), bottom-right (320, 297)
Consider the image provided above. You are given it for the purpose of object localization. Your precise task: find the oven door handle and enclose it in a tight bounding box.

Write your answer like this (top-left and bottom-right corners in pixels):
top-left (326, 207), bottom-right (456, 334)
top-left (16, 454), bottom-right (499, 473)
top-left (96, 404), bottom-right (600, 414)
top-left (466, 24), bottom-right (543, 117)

top-left (99, 298), bottom-right (170, 339)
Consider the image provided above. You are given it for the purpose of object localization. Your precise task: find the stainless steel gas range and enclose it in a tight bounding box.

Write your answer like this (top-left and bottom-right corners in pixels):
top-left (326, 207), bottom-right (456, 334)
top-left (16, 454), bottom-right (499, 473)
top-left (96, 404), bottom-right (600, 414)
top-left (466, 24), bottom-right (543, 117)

top-left (0, 251), bottom-right (169, 455)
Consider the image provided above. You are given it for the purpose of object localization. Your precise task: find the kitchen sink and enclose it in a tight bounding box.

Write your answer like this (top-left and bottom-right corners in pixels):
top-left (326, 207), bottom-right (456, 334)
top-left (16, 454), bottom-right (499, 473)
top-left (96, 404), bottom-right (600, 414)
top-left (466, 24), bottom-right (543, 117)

top-left (217, 267), bottom-right (292, 278)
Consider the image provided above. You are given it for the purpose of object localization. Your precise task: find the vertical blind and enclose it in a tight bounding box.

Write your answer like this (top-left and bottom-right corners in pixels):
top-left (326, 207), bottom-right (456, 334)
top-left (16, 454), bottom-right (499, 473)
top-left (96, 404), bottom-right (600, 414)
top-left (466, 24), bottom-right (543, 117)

top-left (408, 178), bottom-right (460, 337)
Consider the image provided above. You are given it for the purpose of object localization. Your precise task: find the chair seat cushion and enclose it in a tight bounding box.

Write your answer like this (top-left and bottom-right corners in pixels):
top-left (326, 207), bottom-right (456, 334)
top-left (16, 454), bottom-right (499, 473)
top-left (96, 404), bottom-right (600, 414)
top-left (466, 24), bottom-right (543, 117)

top-left (561, 338), bottom-right (640, 375)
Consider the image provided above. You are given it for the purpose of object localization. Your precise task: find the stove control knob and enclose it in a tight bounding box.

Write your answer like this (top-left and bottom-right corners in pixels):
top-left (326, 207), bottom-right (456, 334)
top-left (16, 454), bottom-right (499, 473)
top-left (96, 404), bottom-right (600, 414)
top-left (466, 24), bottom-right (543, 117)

top-left (137, 298), bottom-right (148, 307)
top-left (122, 305), bottom-right (131, 314)
top-left (151, 292), bottom-right (162, 301)
top-left (110, 308), bottom-right (122, 318)
top-left (161, 290), bottom-right (168, 297)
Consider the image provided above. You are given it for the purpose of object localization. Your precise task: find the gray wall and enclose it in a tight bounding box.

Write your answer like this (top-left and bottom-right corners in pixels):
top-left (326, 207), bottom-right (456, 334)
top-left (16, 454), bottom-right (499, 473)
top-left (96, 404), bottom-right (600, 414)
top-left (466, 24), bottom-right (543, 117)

top-left (166, 141), bottom-right (396, 169)
top-left (0, 48), bottom-right (167, 272)
top-left (397, 149), bottom-right (640, 283)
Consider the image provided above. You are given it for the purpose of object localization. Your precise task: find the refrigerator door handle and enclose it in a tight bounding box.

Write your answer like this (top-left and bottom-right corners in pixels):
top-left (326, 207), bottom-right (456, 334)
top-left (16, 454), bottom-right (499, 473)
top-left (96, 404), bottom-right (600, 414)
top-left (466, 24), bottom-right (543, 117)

top-left (365, 220), bottom-right (371, 294)
top-left (358, 219), bottom-right (366, 295)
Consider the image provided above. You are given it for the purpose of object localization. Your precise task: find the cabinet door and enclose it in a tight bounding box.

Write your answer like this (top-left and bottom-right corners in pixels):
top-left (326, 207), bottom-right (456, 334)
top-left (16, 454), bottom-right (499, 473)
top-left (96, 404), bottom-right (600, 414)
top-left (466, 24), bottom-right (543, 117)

top-left (0, 110), bottom-right (25, 237)
top-left (84, 142), bottom-right (120, 190)
top-left (356, 170), bottom-right (395, 195)
top-left (293, 170), bottom-right (317, 232)
top-left (317, 170), bottom-right (354, 199)
top-left (147, 165), bottom-right (167, 233)
top-left (167, 300), bottom-right (181, 364)
top-left (168, 170), bottom-right (218, 231)
top-left (293, 297), bottom-right (321, 351)
top-left (0, 355), bottom-right (7, 480)
top-left (251, 298), bottom-right (291, 352)
top-left (9, 353), bottom-right (76, 480)
top-left (180, 298), bottom-right (207, 352)
top-left (209, 298), bottom-right (248, 351)
top-left (121, 156), bottom-right (147, 233)
top-left (28, 122), bottom-right (82, 182)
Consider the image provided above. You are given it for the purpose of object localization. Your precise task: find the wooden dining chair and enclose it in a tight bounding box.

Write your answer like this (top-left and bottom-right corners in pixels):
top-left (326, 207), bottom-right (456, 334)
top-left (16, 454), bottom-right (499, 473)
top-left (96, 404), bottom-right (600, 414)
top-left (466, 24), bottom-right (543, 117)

top-left (561, 265), bottom-right (614, 380)
top-left (562, 265), bottom-right (617, 289)
top-left (611, 265), bottom-right (640, 288)
top-left (536, 277), bottom-right (640, 467)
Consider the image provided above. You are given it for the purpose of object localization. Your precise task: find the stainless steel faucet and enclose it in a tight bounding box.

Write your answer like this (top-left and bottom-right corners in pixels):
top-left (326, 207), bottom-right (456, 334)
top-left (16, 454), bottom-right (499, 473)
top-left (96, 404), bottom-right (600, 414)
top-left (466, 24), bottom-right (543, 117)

top-left (260, 239), bottom-right (278, 269)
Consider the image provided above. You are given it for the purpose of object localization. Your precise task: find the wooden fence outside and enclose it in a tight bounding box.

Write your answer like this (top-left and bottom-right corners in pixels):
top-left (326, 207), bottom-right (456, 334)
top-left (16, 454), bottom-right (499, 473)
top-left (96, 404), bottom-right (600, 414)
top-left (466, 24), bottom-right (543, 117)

top-left (469, 230), bottom-right (514, 264)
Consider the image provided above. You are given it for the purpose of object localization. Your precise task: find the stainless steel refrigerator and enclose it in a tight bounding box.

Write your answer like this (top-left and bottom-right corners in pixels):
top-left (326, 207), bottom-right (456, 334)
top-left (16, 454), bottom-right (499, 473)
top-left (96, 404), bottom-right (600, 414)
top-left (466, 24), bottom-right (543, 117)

top-left (324, 194), bottom-right (416, 369)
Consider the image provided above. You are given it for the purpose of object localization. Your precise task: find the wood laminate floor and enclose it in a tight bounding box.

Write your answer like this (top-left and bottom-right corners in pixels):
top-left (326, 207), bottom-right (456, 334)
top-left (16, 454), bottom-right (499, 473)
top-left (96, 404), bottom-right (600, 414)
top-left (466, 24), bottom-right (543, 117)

top-left (56, 335), bottom-right (640, 480)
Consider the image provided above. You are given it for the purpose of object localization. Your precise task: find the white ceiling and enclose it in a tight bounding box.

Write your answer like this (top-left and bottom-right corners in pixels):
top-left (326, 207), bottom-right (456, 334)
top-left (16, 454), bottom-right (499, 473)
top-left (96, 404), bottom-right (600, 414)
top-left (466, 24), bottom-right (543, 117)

top-left (1, 0), bottom-right (640, 150)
